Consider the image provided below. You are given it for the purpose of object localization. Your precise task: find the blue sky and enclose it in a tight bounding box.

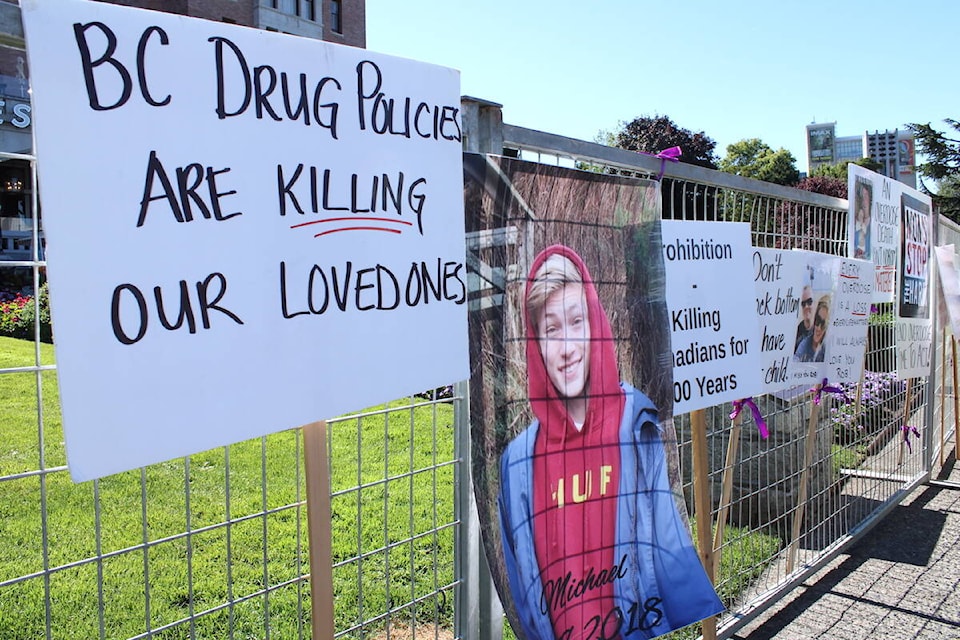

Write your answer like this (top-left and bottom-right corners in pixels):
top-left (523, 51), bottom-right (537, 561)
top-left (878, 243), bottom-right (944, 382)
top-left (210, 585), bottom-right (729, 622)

top-left (367, 0), bottom-right (958, 174)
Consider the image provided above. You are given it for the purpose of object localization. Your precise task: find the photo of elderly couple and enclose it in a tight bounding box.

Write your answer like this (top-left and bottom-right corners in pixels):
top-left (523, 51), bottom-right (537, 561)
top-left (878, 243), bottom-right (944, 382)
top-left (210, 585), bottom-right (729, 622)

top-left (464, 154), bottom-right (723, 640)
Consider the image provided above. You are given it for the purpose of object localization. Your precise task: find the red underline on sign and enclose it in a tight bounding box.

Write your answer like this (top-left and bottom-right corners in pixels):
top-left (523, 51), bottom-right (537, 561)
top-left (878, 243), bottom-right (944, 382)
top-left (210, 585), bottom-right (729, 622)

top-left (852, 312), bottom-right (867, 316)
top-left (314, 226), bottom-right (403, 238)
top-left (289, 217), bottom-right (413, 230)
top-left (840, 274), bottom-right (858, 279)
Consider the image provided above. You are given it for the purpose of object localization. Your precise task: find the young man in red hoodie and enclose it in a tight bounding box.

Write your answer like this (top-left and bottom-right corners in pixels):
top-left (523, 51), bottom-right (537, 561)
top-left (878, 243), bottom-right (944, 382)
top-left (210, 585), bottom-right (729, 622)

top-left (498, 245), bottom-right (722, 640)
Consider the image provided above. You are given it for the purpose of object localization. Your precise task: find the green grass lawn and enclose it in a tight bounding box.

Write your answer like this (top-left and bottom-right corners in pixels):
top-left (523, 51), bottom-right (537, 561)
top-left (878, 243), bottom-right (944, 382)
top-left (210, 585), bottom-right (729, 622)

top-left (0, 336), bottom-right (457, 640)
top-left (0, 334), bottom-right (782, 640)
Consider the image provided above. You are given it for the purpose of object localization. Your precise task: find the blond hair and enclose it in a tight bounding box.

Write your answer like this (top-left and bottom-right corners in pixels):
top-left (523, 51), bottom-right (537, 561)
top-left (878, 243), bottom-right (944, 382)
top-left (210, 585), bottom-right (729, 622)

top-left (526, 253), bottom-right (583, 334)
top-left (816, 294), bottom-right (830, 317)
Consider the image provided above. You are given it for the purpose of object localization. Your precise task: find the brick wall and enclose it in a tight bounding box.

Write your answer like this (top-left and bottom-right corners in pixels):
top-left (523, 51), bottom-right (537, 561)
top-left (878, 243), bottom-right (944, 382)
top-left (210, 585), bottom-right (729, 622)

top-left (97, 0), bottom-right (255, 27)
top-left (96, 1), bottom-right (364, 47)
top-left (322, 0), bottom-right (366, 49)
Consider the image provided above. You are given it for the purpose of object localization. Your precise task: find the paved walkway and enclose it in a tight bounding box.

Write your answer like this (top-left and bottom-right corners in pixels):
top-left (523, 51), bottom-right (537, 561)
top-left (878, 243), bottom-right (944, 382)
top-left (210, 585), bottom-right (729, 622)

top-left (731, 457), bottom-right (960, 639)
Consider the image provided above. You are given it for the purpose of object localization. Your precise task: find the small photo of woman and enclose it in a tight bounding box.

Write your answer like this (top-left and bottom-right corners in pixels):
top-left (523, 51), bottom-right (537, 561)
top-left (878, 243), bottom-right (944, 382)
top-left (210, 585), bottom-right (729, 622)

top-left (794, 295), bottom-right (829, 363)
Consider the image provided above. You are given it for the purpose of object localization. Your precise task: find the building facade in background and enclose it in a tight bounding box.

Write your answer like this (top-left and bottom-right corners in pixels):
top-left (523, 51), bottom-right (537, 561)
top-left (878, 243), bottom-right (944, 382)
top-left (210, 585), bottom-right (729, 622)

top-left (0, 0), bottom-right (365, 261)
top-left (805, 121), bottom-right (917, 188)
top-left (99, 0), bottom-right (366, 47)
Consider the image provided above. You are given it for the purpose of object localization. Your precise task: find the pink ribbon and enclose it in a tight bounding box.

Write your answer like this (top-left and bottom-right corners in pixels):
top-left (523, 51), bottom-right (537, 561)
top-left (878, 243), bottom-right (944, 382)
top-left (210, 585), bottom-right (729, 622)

top-left (812, 378), bottom-right (849, 405)
top-left (901, 425), bottom-right (920, 453)
top-left (730, 397), bottom-right (769, 439)
top-left (636, 146), bottom-right (682, 180)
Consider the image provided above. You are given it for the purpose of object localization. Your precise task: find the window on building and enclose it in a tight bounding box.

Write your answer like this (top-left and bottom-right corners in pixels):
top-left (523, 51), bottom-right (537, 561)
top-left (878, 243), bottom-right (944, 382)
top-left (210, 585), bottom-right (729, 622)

top-left (302, 0), bottom-right (316, 20)
top-left (835, 139), bottom-right (862, 162)
top-left (331, 0), bottom-right (343, 33)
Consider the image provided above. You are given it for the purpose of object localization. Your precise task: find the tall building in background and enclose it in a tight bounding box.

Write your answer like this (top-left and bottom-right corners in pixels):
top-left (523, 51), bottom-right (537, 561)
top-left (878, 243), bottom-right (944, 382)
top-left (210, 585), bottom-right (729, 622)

top-left (99, 0), bottom-right (366, 48)
top-left (0, 0), bottom-right (365, 261)
top-left (805, 122), bottom-right (917, 188)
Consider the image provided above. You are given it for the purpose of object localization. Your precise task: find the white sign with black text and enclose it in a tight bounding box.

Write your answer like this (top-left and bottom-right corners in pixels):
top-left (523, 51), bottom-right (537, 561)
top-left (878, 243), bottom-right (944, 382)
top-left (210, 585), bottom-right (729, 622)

top-left (662, 221), bottom-right (760, 414)
top-left (22, 0), bottom-right (468, 481)
top-left (752, 248), bottom-right (807, 393)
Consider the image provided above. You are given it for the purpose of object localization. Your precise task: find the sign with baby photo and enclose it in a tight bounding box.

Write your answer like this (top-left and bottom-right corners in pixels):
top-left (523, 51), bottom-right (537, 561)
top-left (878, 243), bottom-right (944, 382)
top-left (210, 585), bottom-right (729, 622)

top-left (751, 248), bottom-right (808, 393)
top-left (848, 164), bottom-right (899, 303)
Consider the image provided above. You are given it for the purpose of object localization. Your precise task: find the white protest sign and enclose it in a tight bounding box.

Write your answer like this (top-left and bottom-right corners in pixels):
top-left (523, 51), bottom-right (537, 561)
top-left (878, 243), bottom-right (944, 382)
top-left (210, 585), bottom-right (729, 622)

top-left (23, 0), bottom-right (468, 481)
top-left (848, 164), bottom-right (899, 302)
top-left (788, 252), bottom-right (834, 385)
top-left (787, 252), bottom-right (872, 385)
top-left (826, 257), bottom-right (873, 382)
top-left (896, 188), bottom-right (933, 378)
top-left (662, 221), bottom-right (760, 414)
top-left (752, 248), bottom-right (807, 393)
top-left (934, 245), bottom-right (960, 336)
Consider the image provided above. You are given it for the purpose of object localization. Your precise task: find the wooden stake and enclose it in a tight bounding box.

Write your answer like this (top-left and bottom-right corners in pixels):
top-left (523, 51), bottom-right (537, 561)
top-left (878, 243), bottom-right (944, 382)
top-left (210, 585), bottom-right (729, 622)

top-left (691, 409), bottom-right (717, 640)
top-left (787, 387), bottom-right (821, 574)
top-left (303, 421), bottom-right (335, 640)
top-left (897, 379), bottom-right (914, 468)
top-left (855, 327), bottom-right (868, 416)
top-left (941, 329), bottom-right (948, 467)
top-left (953, 338), bottom-right (959, 461)
top-left (712, 413), bottom-right (742, 578)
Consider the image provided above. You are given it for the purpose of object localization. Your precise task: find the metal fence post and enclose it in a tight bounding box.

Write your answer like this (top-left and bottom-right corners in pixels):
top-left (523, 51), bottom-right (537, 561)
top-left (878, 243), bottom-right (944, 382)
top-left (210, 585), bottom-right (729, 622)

top-left (456, 96), bottom-right (505, 640)
top-left (925, 213), bottom-right (942, 478)
top-left (460, 96), bottom-right (504, 155)
top-left (453, 380), bottom-right (504, 640)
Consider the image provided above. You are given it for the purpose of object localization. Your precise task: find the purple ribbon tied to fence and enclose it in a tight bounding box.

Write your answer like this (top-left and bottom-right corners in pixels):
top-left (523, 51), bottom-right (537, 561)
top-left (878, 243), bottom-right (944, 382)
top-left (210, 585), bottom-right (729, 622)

top-left (812, 378), bottom-right (849, 405)
top-left (636, 146), bottom-right (682, 180)
top-left (901, 424), bottom-right (920, 453)
top-left (730, 397), bottom-right (769, 439)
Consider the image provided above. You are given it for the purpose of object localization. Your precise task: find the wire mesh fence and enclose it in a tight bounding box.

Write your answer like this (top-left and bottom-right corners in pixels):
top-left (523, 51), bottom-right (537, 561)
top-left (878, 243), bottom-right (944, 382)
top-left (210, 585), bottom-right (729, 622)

top-left (0, 165), bottom-right (463, 640)
top-left (0, 370), bottom-right (461, 640)
top-left (495, 117), bottom-right (944, 638)
top-left (0, 101), bottom-right (956, 640)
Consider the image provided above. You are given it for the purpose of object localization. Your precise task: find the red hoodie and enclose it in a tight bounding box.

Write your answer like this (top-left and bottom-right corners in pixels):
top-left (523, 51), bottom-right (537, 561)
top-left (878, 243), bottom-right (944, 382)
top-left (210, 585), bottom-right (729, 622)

top-left (527, 245), bottom-right (626, 640)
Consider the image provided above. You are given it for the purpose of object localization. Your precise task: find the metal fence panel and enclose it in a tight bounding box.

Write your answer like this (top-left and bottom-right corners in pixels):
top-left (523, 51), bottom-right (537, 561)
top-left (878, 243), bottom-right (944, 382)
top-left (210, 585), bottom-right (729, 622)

top-left (0, 142), bottom-right (463, 639)
top-left (932, 217), bottom-right (960, 473)
top-left (1, 93), bottom-right (955, 640)
top-left (492, 115), bottom-right (937, 639)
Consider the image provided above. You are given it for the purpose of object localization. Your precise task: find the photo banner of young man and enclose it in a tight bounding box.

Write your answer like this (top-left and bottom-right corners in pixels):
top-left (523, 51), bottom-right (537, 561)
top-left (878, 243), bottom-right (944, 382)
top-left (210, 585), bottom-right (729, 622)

top-left (934, 245), bottom-right (960, 336)
top-left (22, 1), bottom-right (468, 481)
top-left (896, 188), bottom-right (934, 378)
top-left (463, 154), bottom-right (723, 640)
top-left (848, 164), bottom-right (900, 303)
top-left (662, 220), bottom-right (761, 414)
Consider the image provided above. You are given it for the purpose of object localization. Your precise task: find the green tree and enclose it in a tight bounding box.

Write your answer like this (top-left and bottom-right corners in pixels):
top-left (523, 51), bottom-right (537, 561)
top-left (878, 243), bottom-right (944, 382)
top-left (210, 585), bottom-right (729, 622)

top-left (609, 115), bottom-right (718, 169)
top-left (594, 115), bottom-right (720, 220)
top-left (719, 138), bottom-right (799, 185)
top-left (907, 119), bottom-right (960, 221)
top-left (810, 157), bottom-right (882, 180)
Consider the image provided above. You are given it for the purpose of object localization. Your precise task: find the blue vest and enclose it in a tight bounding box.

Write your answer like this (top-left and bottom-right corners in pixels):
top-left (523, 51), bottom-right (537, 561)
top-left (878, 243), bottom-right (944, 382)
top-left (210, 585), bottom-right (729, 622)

top-left (498, 383), bottom-right (724, 640)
